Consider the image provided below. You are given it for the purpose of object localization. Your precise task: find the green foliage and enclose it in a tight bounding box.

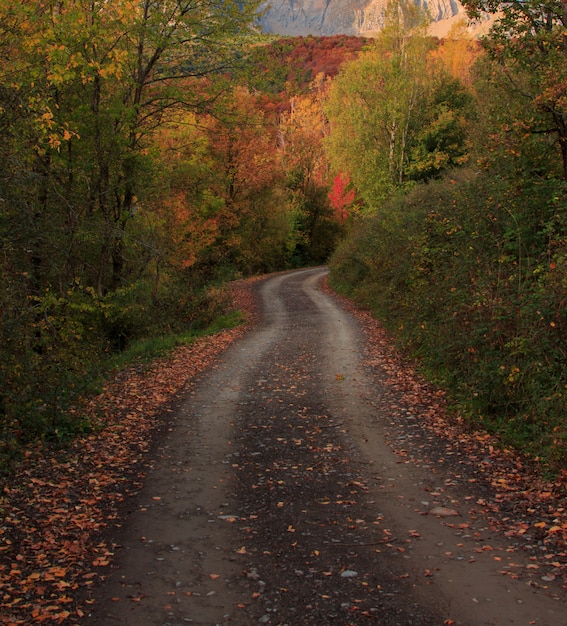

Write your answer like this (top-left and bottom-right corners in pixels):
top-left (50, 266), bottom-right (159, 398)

top-left (0, 0), bottom-right (266, 457)
top-left (107, 308), bottom-right (244, 375)
top-left (407, 78), bottom-right (474, 180)
top-left (0, 283), bottom-right (106, 451)
top-left (288, 181), bottom-right (342, 266)
top-left (0, 270), bottom-right (242, 470)
top-left (330, 170), bottom-right (567, 470)
top-left (324, 2), bottom-right (473, 209)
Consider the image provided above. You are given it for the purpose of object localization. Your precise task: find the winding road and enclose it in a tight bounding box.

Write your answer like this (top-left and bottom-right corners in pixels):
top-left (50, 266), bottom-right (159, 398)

top-left (87, 268), bottom-right (565, 625)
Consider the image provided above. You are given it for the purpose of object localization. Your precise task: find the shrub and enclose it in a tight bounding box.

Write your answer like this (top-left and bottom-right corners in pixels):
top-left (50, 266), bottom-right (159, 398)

top-left (329, 170), bottom-right (567, 470)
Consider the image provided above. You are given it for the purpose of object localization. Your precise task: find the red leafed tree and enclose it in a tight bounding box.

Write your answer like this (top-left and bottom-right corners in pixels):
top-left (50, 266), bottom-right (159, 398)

top-left (328, 173), bottom-right (355, 222)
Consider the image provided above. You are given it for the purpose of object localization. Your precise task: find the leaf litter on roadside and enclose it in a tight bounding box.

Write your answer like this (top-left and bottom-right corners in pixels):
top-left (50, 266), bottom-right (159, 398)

top-left (324, 279), bottom-right (567, 590)
top-left (0, 281), bottom-right (257, 625)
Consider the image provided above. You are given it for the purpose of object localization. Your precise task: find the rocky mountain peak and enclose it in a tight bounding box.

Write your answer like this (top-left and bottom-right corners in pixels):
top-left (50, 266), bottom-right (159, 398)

top-left (258, 0), bottom-right (485, 38)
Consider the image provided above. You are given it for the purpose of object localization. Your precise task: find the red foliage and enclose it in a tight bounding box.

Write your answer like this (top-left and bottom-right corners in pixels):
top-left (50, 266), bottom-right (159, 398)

top-left (281, 35), bottom-right (369, 81)
top-left (255, 36), bottom-right (368, 115)
top-left (328, 172), bottom-right (355, 222)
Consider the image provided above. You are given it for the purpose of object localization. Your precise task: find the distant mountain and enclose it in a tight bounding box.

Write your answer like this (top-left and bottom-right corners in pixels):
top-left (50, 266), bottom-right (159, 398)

top-left (258, 0), bottom-right (492, 38)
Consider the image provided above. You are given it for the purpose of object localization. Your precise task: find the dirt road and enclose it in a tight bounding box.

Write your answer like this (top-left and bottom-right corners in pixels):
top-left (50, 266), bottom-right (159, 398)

top-left (87, 268), bottom-right (565, 625)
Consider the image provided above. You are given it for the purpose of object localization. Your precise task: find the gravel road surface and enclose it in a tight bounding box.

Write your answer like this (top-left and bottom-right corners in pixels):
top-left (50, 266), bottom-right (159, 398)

top-left (87, 267), bottom-right (565, 626)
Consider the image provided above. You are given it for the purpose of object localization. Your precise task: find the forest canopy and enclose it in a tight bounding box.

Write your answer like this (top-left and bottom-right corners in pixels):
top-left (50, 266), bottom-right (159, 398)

top-left (0, 2), bottom-right (361, 460)
top-left (1, 0), bottom-right (566, 475)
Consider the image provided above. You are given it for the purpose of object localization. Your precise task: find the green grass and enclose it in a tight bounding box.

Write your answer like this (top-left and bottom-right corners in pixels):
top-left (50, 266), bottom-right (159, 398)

top-left (108, 309), bottom-right (245, 370)
top-left (0, 308), bottom-right (247, 475)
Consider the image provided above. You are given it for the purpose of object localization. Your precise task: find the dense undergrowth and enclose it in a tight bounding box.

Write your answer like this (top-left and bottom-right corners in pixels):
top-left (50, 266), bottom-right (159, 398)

top-left (0, 278), bottom-right (242, 473)
top-left (329, 169), bottom-right (567, 474)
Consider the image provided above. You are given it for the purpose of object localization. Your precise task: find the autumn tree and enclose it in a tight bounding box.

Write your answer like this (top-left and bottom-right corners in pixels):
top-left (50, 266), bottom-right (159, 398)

top-left (147, 85), bottom-right (293, 279)
top-left (328, 173), bottom-right (356, 223)
top-left (0, 0), bottom-right (261, 444)
top-left (135, 111), bottom-right (222, 292)
top-left (325, 0), bottom-right (472, 209)
top-left (198, 86), bottom-right (293, 274)
top-left (461, 0), bottom-right (567, 180)
top-left (279, 76), bottom-right (343, 264)
top-left (430, 20), bottom-right (481, 86)
top-left (0, 0), bottom-right (262, 299)
top-left (324, 0), bottom-right (432, 206)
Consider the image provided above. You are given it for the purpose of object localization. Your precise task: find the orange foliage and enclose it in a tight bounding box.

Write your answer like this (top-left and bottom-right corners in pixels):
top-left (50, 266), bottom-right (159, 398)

top-left (279, 78), bottom-right (331, 186)
top-left (430, 27), bottom-right (482, 86)
top-left (204, 87), bottom-right (283, 210)
top-left (166, 193), bottom-right (218, 270)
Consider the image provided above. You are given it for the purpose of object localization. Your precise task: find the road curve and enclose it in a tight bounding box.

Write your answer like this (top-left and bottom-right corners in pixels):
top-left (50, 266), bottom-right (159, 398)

top-left (87, 268), bottom-right (565, 626)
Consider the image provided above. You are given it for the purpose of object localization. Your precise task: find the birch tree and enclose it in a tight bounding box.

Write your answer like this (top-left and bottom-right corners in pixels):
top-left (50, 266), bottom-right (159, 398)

top-left (324, 0), bottom-right (431, 208)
